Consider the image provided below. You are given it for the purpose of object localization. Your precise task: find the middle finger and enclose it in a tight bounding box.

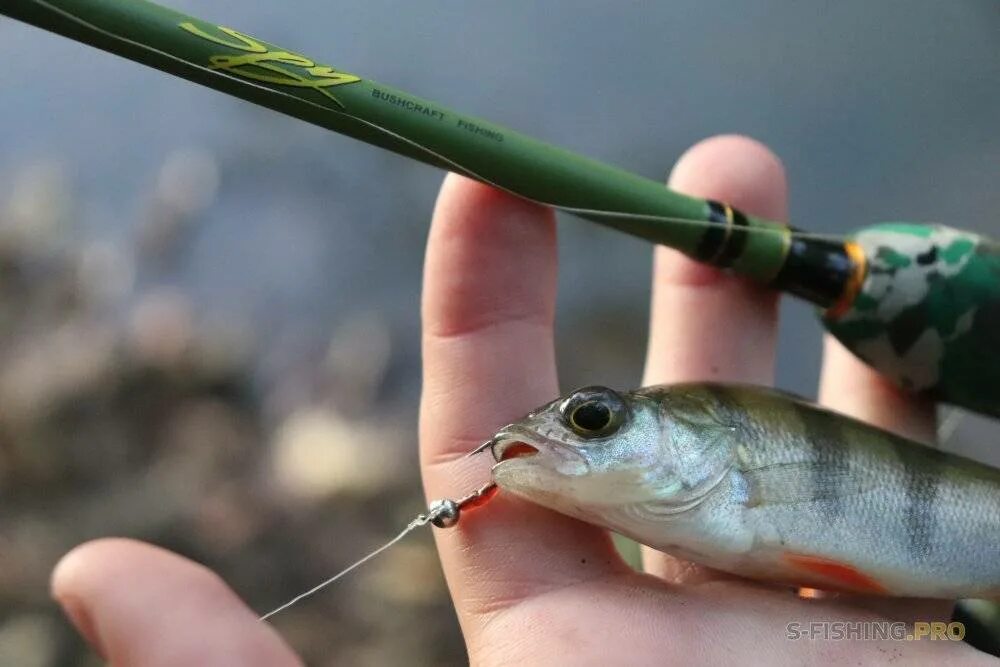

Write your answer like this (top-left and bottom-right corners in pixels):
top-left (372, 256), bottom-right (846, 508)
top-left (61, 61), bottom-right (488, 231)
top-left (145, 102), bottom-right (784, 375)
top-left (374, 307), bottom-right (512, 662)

top-left (640, 134), bottom-right (789, 584)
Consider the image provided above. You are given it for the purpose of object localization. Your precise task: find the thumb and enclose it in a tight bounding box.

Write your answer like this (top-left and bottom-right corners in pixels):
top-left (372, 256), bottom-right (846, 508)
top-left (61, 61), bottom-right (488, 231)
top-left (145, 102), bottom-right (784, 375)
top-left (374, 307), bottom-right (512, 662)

top-left (52, 538), bottom-right (301, 666)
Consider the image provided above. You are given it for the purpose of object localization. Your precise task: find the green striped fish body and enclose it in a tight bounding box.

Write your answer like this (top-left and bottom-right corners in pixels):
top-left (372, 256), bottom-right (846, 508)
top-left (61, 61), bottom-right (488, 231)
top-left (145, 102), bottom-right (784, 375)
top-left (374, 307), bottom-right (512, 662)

top-left (490, 384), bottom-right (1000, 598)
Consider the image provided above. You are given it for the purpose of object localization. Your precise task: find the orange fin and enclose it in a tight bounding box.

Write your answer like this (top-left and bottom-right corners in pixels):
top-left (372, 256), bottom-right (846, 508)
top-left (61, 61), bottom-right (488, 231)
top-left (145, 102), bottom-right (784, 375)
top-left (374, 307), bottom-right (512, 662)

top-left (783, 553), bottom-right (888, 595)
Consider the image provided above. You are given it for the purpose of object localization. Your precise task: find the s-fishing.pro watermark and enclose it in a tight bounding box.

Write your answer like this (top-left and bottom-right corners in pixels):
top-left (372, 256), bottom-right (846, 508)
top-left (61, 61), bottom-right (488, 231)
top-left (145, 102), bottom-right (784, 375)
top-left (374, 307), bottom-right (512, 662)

top-left (786, 621), bottom-right (966, 642)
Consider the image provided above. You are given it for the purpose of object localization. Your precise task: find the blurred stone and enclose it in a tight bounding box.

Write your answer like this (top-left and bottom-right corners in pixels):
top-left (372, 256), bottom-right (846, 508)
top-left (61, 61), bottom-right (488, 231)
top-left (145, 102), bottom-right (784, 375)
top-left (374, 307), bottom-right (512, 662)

top-left (271, 408), bottom-right (403, 500)
top-left (1, 161), bottom-right (72, 256)
top-left (0, 319), bottom-right (116, 428)
top-left (138, 148), bottom-right (219, 266)
top-left (195, 319), bottom-right (255, 383)
top-left (155, 148), bottom-right (220, 217)
top-left (164, 400), bottom-right (253, 462)
top-left (0, 519), bottom-right (65, 601)
top-left (195, 483), bottom-right (263, 553)
top-left (76, 240), bottom-right (135, 307)
top-left (364, 541), bottom-right (444, 605)
top-left (0, 614), bottom-right (59, 667)
top-left (127, 288), bottom-right (194, 368)
top-left (325, 313), bottom-right (392, 413)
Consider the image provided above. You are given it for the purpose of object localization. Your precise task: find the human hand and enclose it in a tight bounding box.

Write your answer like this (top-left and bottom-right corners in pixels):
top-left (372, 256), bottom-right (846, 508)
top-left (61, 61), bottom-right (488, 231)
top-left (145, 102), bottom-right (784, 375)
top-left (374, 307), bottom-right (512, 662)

top-left (49, 136), bottom-right (991, 665)
top-left (418, 134), bottom-right (991, 665)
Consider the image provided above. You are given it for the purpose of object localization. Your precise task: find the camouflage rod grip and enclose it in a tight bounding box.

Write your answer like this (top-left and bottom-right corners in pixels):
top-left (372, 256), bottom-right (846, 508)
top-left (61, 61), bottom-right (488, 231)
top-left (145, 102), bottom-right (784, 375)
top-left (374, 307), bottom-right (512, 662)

top-left (826, 224), bottom-right (1000, 418)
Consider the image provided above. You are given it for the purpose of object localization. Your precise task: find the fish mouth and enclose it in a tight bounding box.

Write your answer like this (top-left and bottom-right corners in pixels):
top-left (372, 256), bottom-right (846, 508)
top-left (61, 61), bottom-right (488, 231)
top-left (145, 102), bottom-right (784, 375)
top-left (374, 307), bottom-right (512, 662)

top-left (491, 429), bottom-right (541, 463)
top-left (490, 427), bottom-right (585, 470)
top-left (496, 441), bottom-right (539, 461)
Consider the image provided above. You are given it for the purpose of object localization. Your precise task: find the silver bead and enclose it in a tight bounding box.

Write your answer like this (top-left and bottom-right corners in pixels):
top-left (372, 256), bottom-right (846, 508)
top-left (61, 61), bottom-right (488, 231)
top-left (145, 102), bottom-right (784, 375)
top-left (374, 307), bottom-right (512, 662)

top-left (428, 499), bottom-right (460, 528)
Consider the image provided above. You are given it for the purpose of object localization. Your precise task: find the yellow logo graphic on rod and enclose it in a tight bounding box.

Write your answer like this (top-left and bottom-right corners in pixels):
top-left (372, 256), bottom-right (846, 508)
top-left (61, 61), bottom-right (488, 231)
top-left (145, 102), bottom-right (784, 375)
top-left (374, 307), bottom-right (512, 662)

top-left (179, 22), bottom-right (360, 107)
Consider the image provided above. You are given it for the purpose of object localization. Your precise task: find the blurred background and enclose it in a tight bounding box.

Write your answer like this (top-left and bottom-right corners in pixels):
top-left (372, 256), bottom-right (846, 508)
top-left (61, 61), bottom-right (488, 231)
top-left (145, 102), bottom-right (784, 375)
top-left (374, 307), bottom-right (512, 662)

top-left (1, 0), bottom-right (999, 664)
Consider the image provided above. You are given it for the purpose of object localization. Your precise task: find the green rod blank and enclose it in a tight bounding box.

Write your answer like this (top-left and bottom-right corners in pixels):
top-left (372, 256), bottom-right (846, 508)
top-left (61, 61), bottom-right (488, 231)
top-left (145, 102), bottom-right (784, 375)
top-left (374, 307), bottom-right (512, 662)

top-left (3, 0), bottom-right (818, 292)
top-left (8, 0), bottom-right (1000, 420)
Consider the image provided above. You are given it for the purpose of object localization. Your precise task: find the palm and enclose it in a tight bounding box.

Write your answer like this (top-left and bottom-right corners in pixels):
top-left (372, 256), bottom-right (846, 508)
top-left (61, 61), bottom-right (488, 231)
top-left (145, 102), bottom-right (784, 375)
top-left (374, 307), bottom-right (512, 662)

top-left (473, 574), bottom-right (974, 665)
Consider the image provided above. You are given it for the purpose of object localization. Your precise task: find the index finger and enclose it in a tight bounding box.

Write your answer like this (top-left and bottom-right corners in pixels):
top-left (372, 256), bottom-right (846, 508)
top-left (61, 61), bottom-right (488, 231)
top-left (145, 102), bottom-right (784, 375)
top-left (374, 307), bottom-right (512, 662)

top-left (419, 175), bottom-right (623, 638)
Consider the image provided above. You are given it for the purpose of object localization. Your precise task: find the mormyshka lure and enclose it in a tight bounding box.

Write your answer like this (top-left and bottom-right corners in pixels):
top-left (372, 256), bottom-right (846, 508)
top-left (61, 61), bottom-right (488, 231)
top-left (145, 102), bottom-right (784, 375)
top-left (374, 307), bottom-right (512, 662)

top-left (5, 0), bottom-right (1000, 418)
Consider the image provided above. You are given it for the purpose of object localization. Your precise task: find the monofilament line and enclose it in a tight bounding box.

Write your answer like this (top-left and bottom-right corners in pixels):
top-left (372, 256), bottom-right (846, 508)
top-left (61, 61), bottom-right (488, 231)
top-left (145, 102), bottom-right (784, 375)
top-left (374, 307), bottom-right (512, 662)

top-left (259, 484), bottom-right (494, 621)
top-left (259, 518), bottom-right (424, 622)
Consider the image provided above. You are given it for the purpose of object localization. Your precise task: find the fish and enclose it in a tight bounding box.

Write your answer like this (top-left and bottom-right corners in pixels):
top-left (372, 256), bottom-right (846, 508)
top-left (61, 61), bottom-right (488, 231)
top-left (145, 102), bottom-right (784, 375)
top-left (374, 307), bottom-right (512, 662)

top-left (489, 383), bottom-right (1000, 598)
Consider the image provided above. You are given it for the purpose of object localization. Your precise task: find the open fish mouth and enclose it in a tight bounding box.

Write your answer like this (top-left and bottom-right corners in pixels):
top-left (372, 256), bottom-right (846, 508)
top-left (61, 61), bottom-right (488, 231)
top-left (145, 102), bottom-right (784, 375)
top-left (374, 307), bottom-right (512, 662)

top-left (491, 431), bottom-right (541, 463)
top-left (490, 427), bottom-right (586, 469)
top-left (496, 441), bottom-right (539, 461)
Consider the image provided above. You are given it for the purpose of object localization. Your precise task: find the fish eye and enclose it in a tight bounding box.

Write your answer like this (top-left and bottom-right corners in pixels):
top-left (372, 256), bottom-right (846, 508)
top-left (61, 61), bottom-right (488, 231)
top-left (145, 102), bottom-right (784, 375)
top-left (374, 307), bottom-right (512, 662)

top-left (559, 386), bottom-right (626, 438)
top-left (571, 401), bottom-right (612, 432)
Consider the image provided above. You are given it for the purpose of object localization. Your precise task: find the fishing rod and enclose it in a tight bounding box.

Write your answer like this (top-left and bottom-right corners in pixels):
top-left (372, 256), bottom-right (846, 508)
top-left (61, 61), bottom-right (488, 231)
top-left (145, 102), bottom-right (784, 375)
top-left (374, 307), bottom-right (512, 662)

top-left (5, 0), bottom-right (1000, 418)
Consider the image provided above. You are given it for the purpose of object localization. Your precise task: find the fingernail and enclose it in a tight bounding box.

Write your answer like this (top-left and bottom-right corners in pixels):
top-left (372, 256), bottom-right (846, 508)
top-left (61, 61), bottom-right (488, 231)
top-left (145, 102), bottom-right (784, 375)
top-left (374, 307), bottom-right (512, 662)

top-left (57, 594), bottom-right (107, 660)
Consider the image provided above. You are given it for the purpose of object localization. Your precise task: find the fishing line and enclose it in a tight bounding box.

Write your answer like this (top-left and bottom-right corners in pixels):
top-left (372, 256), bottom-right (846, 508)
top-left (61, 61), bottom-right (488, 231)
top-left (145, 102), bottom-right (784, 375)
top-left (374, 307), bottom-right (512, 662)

top-left (259, 481), bottom-right (497, 621)
top-left (259, 519), bottom-right (420, 622)
top-left (26, 0), bottom-right (857, 248)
